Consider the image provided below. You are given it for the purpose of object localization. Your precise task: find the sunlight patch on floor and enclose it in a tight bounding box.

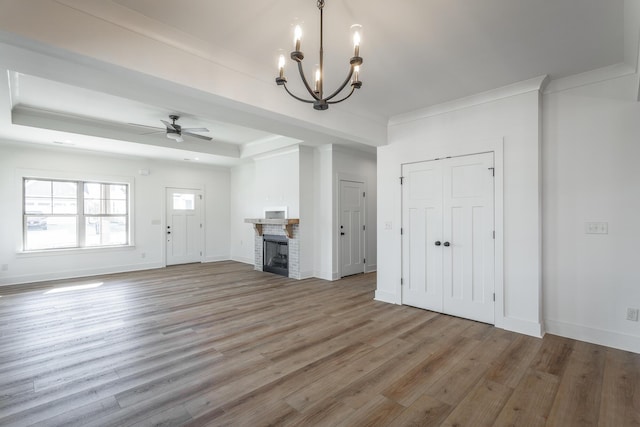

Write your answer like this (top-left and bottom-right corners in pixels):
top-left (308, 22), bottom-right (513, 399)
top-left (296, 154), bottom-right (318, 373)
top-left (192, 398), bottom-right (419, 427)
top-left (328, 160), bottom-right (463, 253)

top-left (44, 282), bottom-right (104, 294)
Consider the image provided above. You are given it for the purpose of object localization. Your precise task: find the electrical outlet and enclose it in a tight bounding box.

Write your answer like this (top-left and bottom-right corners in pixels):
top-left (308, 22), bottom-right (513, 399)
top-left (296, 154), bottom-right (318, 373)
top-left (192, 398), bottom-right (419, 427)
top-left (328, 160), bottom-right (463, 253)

top-left (627, 308), bottom-right (639, 322)
top-left (140, 252), bottom-right (146, 259)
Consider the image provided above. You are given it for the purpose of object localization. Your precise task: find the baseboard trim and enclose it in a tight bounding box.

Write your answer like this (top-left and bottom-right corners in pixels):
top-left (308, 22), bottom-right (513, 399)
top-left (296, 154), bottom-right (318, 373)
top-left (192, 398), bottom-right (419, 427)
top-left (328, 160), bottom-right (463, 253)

top-left (299, 270), bottom-right (314, 280)
top-left (365, 264), bottom-right (377, 273)
top-left (204, 256), bottom-right (230, 263)
top-left (374, 290), bottom-right (399, 305)
top-left (545, 319), bottom-right (640, 354)
top-left (0, 262), bottom-right (164, 286)
top-left (229, 256), bottom-right (253, 265)
top-left (313, 270), bottom-right (334, 281)
top-left (498, 316), bottom-right (544, 338)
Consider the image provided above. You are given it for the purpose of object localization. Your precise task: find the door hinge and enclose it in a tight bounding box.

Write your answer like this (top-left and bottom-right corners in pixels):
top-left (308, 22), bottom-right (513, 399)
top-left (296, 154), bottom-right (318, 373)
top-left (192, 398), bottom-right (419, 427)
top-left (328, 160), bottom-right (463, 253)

top-left (363, 225), bottom-right (366, 231)
top-left (401, 278), bottom-right (404, 285)
top-left (493, 293), bottom-right (496, 302)
top-left (199, 194), bottom-right (203, 200)
top-left (363, 191), bottom-right (366, 197)
top-left (488, 167), bottom-right (495, 177)
top-left (363, 258), bottom-right (366, 264)
top-left (200, 223), bottom-right (203, 229)
top-left (200, 251), bottom-right (203, 256)
top-left (400, 227), bottom-right (404, 235)
top-left (400, 176), bottom-right (404, 185)
top-left (492, 230), bottom-right (495, 239)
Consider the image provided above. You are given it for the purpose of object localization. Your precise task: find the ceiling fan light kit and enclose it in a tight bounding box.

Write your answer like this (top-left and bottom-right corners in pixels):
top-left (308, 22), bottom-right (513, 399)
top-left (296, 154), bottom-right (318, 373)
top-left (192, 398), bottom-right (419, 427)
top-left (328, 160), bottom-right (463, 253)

top-left (166, 132), bottom-right (183, 143)
top-left (160, 114), bottom-right (212, 142)
top-left (276, 0), bottom-right (363, 110)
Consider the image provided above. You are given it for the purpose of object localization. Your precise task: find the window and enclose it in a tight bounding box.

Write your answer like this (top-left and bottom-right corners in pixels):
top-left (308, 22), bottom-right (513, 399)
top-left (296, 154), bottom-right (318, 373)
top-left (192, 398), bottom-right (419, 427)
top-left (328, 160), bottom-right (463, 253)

top-left (23, 178), bottom-right (129, 251)
top-left (172, 193), bottom-right (195, 210)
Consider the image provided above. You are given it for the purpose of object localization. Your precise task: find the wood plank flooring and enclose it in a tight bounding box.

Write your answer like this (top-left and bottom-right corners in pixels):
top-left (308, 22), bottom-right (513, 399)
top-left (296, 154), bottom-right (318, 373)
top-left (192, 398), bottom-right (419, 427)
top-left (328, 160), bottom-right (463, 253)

top-left (0, 261), bottom-right (638, 426)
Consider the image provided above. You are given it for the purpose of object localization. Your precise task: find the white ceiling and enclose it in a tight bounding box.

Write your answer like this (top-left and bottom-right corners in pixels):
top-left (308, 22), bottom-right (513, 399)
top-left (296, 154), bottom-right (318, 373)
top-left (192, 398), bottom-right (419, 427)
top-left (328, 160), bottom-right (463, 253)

top-left (113, 0), bottom-right (626, 117)
top-left (0, 0), bottom-right (636, 165)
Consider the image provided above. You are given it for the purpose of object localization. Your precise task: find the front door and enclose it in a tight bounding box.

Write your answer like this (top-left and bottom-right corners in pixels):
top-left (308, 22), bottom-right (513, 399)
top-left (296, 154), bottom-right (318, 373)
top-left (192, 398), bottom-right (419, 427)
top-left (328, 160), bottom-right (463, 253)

top-left (401, 152), bottom-right (495, 324)
top-left (340, 180), bottom-right (366, 277)
top-left (166, 188), bottom-right (202, 266)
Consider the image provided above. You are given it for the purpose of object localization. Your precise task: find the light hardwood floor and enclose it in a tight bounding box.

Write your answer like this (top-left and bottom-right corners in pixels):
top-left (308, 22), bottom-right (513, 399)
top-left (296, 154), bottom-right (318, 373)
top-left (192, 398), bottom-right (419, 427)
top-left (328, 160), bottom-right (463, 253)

top-left (0, 261), bottom-right (638, 426)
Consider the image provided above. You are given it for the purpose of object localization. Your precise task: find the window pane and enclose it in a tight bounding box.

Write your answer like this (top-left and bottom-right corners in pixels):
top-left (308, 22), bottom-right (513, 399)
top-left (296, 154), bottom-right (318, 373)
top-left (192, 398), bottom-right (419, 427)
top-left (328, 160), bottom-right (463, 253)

top-left (25, 180), bottom-right (51, 197)
top-left (110, 200), bottom-right (127, 214)
top-left (25, 216), bottom-right (77, 250)
top-left (53, 198), bottom-right (77, 214)
top-left (84, 183), bottom-right (101, 199)
top-left (84, 199), bottom-right (101, 215)
top-left (53, 181), bottom-right (77, 198)
top-left (173, 194), bottom-right (195, 210)
top-left (85, 217), bottom-right (127, 246)
top-left (109, 184), bottom-right (127, 200)
top-left (25, 197), bottom-right (52, 214)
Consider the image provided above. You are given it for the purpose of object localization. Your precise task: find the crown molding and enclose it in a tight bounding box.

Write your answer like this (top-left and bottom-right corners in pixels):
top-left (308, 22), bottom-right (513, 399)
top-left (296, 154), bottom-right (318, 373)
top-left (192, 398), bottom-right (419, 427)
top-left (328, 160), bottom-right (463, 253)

top-left (389, 75), bottom-right (549, 127)
top-left (543, 63), bottom-right (636, 95)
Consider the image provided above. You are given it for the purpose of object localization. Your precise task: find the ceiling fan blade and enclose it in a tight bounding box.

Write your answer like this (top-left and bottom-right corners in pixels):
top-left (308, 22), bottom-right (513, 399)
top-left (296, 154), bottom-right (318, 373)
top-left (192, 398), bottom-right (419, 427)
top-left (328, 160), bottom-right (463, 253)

top-left (161, 120), bottom-right (177, 131)
top-left (128, 122), bottom-right (165, 131)
top-left (181, 127), bottom-right (209, 133)
top-left (184, 131), bottom-right (213, 141)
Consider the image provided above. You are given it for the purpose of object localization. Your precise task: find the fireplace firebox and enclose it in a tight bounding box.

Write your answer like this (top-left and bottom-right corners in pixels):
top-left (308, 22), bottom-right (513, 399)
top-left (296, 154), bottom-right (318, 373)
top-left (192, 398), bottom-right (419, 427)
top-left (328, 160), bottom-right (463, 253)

top-left (263, 234), bottom-right (289, 277)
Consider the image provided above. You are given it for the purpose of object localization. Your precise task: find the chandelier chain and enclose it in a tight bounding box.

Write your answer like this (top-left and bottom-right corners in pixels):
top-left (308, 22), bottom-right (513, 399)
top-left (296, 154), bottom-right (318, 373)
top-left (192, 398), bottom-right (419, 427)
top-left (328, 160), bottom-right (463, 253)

top-left (317, 0), bottom-right (324, 10)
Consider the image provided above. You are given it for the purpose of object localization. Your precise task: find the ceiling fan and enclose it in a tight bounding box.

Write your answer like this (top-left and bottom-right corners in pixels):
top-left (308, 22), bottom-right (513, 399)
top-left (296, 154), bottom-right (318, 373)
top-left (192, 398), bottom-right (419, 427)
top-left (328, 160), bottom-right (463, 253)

top-left (131, 115), bottom-right (212, 142)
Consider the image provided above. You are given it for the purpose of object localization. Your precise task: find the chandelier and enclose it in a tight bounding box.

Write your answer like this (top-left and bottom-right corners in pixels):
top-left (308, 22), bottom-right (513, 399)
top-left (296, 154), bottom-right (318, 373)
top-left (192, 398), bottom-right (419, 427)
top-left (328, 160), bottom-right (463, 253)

top-left (275, 0), bottom-right (363, 110)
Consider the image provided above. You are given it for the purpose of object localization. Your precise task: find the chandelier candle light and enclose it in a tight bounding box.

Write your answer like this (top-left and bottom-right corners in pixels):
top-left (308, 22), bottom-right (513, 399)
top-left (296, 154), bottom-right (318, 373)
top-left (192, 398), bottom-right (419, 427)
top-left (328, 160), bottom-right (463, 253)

top-left (276, 0), bottom-right (363, 110)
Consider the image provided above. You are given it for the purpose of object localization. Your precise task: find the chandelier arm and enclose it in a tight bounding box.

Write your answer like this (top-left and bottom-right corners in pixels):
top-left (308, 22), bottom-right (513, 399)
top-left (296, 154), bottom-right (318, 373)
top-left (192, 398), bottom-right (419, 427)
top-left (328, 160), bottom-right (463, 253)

top-left (323, 67), bottom-right (356, 102)
top-left (326, 86), bottom-right (356, 105)
top-left (296, 60), bottom-right (321, 100)
top-left (282, 83), bottom-right (315, 104)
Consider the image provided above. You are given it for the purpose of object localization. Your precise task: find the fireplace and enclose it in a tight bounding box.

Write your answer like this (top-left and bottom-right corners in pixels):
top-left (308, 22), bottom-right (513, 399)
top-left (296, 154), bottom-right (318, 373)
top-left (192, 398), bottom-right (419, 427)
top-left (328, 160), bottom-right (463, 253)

top-left (263, 234), bottom-right (289, 277)
top-left (245, 212), bottom-right (300, 279)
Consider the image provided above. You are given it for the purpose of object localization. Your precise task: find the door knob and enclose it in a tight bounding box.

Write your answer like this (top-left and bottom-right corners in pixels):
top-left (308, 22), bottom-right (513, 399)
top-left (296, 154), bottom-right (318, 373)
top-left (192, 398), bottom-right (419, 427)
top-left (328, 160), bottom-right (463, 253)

top-left (444, 241), bottom-right (450, 247)
top-left (435, 241), bottom-right (441, 246)
top-left (341, 232), bottom-right (345, 235)
top-left (167, 231), bottom-right (171, 235)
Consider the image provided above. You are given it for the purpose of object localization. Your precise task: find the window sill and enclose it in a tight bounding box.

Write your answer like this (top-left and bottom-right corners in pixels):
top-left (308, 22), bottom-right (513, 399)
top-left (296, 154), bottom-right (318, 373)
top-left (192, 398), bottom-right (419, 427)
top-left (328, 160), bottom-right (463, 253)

top-left (17, 244), bottom-right (136, 258)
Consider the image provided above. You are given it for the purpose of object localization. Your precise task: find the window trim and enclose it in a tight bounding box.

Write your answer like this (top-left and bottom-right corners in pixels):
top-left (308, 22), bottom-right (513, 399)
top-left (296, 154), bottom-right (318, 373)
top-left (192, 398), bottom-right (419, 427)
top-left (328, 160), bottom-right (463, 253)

top-left (18, 169), bottom-right (135, 253)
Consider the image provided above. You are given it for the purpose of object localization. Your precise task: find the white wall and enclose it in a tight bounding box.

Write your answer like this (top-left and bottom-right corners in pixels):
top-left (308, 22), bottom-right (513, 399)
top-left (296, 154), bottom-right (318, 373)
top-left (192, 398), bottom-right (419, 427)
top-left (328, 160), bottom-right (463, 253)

top-left (313, 146), bottom-right (334, 280)
top-left (299, 146), bottom-right (315, 278)
top-left (229, 162), bottom-right (256, 264)
top-left (0, 142), bottom-right (230, 285)
top-left (254, 148), bottom-right (301, 217)
top-left (378, 84), bottom-right (544, 337)
top-left (333, 146), bottom-right (378, 278)
top-left (543, 72), bottom-right (640, 353)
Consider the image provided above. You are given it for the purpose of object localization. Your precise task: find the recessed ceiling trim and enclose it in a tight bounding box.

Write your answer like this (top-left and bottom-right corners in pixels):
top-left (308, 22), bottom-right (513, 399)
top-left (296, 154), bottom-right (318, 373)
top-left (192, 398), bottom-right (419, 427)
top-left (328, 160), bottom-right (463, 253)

top-left (11, 105), bottom-right (241, 158)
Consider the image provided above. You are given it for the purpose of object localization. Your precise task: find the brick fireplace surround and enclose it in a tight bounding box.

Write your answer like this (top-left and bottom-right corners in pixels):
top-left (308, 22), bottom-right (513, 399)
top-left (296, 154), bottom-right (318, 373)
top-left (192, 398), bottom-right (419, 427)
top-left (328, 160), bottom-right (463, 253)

top-left (244, 218), bottom-right (300, 279)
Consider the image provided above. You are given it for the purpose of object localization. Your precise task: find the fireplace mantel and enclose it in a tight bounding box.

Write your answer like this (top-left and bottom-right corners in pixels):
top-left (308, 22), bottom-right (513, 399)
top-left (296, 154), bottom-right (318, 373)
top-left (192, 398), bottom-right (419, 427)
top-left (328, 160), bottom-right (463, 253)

top-left (245, 218), bottom-right (300, 239)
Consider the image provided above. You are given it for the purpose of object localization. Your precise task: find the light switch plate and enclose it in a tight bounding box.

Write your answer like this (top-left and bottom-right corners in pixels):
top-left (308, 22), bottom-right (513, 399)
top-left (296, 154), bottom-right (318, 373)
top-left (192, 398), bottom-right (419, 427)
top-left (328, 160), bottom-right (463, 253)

top-left (585, 222), bottom-right (608, 234)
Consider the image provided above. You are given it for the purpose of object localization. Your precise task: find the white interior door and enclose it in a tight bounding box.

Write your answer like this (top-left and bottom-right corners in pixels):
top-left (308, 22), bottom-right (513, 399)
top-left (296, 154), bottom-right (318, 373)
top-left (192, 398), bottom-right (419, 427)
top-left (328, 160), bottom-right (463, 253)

top-left (340, 180), bottom-right (365, 277)
top-left (166, 188), bottom-right (202, 266)
top-left (442, 153), bottom-right (495, 323)
top-left (401, 161), bottom-right (444, 312)
top-left (401, 153), bottom-right (495, 324)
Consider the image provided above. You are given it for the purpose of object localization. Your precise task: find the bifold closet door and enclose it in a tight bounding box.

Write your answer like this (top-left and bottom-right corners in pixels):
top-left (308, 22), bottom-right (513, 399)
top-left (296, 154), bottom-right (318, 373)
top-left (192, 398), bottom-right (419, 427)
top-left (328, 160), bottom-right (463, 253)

top-left (401, 160), bottom-right (444, 312)
top-left (401, 153), bottom-right (495, 324)
top-left (442, 153), bottom-right (495, 324)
